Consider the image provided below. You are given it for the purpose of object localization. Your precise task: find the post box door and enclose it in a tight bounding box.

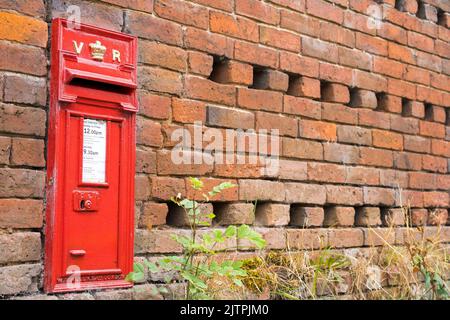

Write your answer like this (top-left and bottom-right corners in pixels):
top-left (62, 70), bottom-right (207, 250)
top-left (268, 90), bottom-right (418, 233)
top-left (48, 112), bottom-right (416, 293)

top-left (63, 111), bottom-right (123, 275)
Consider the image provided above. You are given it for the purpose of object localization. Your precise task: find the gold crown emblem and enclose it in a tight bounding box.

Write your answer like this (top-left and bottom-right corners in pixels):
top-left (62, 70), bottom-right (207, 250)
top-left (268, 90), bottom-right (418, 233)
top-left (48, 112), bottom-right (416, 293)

top-left (89, 40), bottom-right (106, 61)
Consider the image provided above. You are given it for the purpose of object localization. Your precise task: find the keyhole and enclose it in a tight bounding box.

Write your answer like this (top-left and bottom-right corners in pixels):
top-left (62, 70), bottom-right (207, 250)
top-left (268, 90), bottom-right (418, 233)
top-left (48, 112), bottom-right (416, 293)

top-left (80, 200), bottom-right (85, 209)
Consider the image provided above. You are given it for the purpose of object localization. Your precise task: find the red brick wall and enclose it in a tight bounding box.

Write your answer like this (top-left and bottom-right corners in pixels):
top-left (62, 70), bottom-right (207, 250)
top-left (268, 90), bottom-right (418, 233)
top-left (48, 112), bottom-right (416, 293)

top-left (0, 0), bottom-right (449, 299)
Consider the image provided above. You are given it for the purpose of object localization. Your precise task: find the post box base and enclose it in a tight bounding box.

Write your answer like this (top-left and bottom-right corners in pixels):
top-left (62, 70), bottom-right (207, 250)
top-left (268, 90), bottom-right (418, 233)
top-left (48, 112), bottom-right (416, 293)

top-left (49, 279), bottom-right (133, 294)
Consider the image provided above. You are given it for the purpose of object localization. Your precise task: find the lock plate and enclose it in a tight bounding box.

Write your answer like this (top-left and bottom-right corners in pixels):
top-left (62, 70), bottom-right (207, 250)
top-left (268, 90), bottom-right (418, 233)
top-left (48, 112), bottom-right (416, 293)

top-left (73, 190), bottom-right (100, 212)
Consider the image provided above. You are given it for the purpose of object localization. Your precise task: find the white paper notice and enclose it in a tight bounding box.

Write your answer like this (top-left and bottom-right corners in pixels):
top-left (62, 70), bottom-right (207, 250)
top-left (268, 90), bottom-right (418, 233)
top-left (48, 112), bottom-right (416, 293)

top-left (82, 119), bottom-right (107, 184)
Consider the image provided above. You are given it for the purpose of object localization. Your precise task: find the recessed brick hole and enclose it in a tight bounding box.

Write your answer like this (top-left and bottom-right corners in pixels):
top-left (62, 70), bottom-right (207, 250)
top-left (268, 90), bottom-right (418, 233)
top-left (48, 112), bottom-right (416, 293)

top-left (395, 0), bottom-right (418, 15)
top-left (209, 56), bottom-right (253, 86)
top-left (166, 202), bottom-right (214, 227)
top-left (376, 93), bottom-right (402, 114)
top-left (424, 103), bottom-right (433, 120)
top-left (437, 8), bottom-right (448, 26)
top-left (402, 98), bottom-right (425, 118)
top-left (252, 68), bottom-right (289, 92)
top-left (417, 1), bottom-right (438, 23)
top-left (321, 82), bottom-right (350, 104)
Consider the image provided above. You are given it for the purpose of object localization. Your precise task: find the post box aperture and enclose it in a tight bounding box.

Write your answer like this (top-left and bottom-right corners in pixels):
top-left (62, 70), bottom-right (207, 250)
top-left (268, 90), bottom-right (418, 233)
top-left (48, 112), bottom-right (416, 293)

top-left (45, 19), bottom-right (137, 293)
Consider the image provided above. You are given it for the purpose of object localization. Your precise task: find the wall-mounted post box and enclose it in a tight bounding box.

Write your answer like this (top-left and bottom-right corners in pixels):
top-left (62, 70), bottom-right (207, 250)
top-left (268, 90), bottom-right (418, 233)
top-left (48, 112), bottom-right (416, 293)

top-left (44, 18), bottom-right (137, 293)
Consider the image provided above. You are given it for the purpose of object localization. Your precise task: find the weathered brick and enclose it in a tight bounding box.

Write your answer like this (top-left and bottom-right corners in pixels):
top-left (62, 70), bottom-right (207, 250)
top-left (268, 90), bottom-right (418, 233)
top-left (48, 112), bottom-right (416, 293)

top-left (255, 203), bottom-right (290, 226)
top-left (363, 228), bottom-right (396, 246)
top-left (185, 76), bottom-right (235, 106)
top-left (0, 168), bottom-right (44, 198)
top-left (372, 129), bottom-right (403, 150)
top-left (306, 0), bottom-right (343, 24)
top-left (207, 105), bottom-right (254, 129)
top-left (136, 116), bottom-right (162, 147)
top-left (423, 191), bottom-right (449, 208)
top-left (299, 119), bottom-right (336, 141)
top-left (373, 56), bottom-right (405, 79)
top-left (210, 11), bottom-right (258, 42)
top-left (278, 159), bottom-right (307, 181)
top-left (284, 96), bottom-right (321, 119)
top-left (139, 202), bottom-right (168, 229)
top-left (287, 228), bottom-right (328, 249)
top-left (427, 209), bottom-right (448, 226)
top-left (154, 0), bottom-right (208, 29)
top-left (356, 32), bottom-right (387, 56)
top-left (0, 232), bottom-right (41, 264)
top-left (324, 142), bottom-right (359, 164)
top-left (256, 111), bottom-right (297, 137)
top-left (285, 183), bottom-right (326, 204)
top-left (138, 92), bottom-right (171, 120)
top-left (210, 60), bottom-right (253, 86)
top-left (237, 88), bottom-right (283, 112)
top-left (324, 206), bottom-right (355, 227)
top-left (431, 139), bottom-right (450, 157)
top-left (349, 89), bottom-right (378, 109)
top-left (321, 83), bottom-right (350, 104)
top-left (188, 51), bottom-right (213, 76)
top-left (394, 151), bottom-right (422, 170)
top-left (379, 169), bottom-right (408, 188)
top-left (280, 51), bottom-right (319, 77)
top-left (287, 76), bottom-right (321, 99)
top-left (396, 0), bottom-right (418, 14)
top-left (125, 11), bottom-right (182, 45)
top-left (422, 154), bottom-right (447, 173)
top-left (185, 27), bottom-right (234, 58)
top-left (390, 114), bottom-right (419, 134)
top-left (320, 62), bottom-right (353, 86)
top-left (139, 41), bottom-right (187, 72)
top-left (282, 137), bottom-right (324, 160)
top-left (151, 176), bottom-right (185, 200)
top-left (135, 229), bottom-right (185, 254)
top-left (0, 42), bottom-right (46, 76)
top-left (157, 149), bottom-right (213, 175)
top-left (419, 120), bottom-right (446, 138)
top-left (403, 100), bottom-right (425, 118)
top-left (338, 47), bottom-right (372, 71)
top-left (11, 138), bottom-right (45, 167)
top-left (260, 26), bottom-right (301, 52)
top-left (0, 12), bottom-right (47, 47)
top-left (353, 70), bottom-right (388, 92)
top-left (382, 208), bottom-right (406, 227)
top-left (355, 207), bottom-right (381, 227)
top-left (359, 147), bottom-right (393, 168)
top-left (328, 229), bottom-right (364, 248)
top-left (4, 74), bottom-right (46, 106)
top-left (410, 209), bottom-right (428, 226)
top-left (322, 103), bottom-right (358, 125)
top-left (0, 136), bottom-right (10, 165)
top-left (346, 166), bottom-right (380, 186)
top-left (302, 36), bottom-right (338, 63)
top-left (171, 98), bottom-right (204, 124)
top-left (215, 203), bottom-right (255, 225)
top-left (235, 41), bottom-right (278, 69)
top-left (363, 187), bottom-right (396, 206)
top-left (307, 162), bottom-right (346, 183)
top-left (239, 179), bottom-right (285, 201)
top-left (290, 206), bottom-right (324, 227)
top-left (139, 66), bottom-right (182, 95)
top-left (236, 0), bottom-right (280, 25)
top-left (253, 69), bottom-right (289, 92)
top-left (0, 264), bottom-right (40, 295)
top-left (404, 135), bottom-right (430, 153)
top-left (337, 125), bottom-right (371, 146)
top-left (425, 105), bottom-right (446, 124)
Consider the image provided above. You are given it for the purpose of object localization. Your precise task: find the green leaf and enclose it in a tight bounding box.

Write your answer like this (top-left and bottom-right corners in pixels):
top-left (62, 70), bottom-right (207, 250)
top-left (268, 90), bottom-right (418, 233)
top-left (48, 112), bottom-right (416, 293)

top-left (225, 225), bottom-right (237, 237)
top-left (189, 177), bottom-right (204, 190)
top-left (182, 271), bottom-right (207, 290)
top-left (233, 278), bottom-right (244, 287)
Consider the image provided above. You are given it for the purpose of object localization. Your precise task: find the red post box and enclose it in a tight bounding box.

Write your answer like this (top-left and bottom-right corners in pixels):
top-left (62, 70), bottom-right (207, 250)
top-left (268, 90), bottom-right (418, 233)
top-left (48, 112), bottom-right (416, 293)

top-left (44, 18), bottom-right (137, 293)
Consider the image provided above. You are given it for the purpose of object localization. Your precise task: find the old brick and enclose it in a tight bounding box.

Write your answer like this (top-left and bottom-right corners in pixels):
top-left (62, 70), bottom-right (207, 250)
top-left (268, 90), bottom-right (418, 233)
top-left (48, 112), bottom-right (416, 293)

top-left (329, 229), bottom-right (364, 248)
top-left (337, 125), bottom-right (372, 145)
top-left (260, 26), bottom-right (301, 52)
top-left (410, 209), bottom-right (428, 226)
top-left (299, 119), bottom-right (336, 141)
top-left (394, 151), bottom-right (422, 170)
top-left (403, 101), bottom-right (425, 118)
top-left (409, 172), bottom-right (436, 189)
top-left (338, 47), bottom-right (372, 71)
top-left (287, 228), bottom-right (328, 249)
top-left (0, 264), bottom-right (40, 295)
top-left (396, 0), bottom-right (418, 14)
top-left (322, 83), bottom-right (350, 104)
top-left (425, 105), bottom-right (446, 123)
top-left (353, 70), bottom-right (388, 92)
top-left (285, 183), bottom-right (326, 204)
top-left (210, 11), bottom-right (258, 42)
top-left (326, 185), bottom-right (363, 206)
top-left (139, 202), bottom-right (168, 228)
top-left (372, 129), bottom-right (403, 150)
top-left (356, 32), bottom-right (387, 56)
top-left (363, 228), bottom-right (396, 246)
top-left (322, 103), bottom-right (358, 125)
top-left (215, 203), bottom-right (255, 225)
top-left (278, 159), bottom-right (307, 181)
top-left (0, 232), bottom-right (41, 264)
top-left (320, 21), bottom-right (355, 48)
top-left (0, 136), bottom-right (10, 165)
top-left (324, 206), bottom-right (355, 227)
top-left (404, 135), bottom-right (430, 153)
top-left (382, 208), bottom-right (406, 227)
top-left (186, 76), bottom-right (235, 106)
top-left (282, 137), bottom-right (323, 160)
top-left (0, 12), bottom-right (47, 47)
top-left (188, 51), bottom-right (213, 76)
top-left (355, 207), bottom-right (381, 227)
top-left (239, 179), bottom-right (285, 201)
top-left (185, 27), bottom-right (234, 58)
top-left (422, 155), bottom-right (447, 173)
top-left (306, 0), bottom-right (343, 24)
top-left (151, 176), bottom-right (185, 200)
top-left (390, 114), bottom-right (419, 134)
top-left (284, 96), bottom-right (321, 119)
top-left (236, 0), bottom-right (280, 25)
top-left (255, 203), bottom-right (290, 226)
top-left (320, 63), bottom-right (353, 86)
top-left (235, 41), bottom-right (278, 69)
top-left (139, 41), bottom-right (187, 72)
top-left (324, 142), bottom-right (359, 164)
top-left (363, 187), bottom-right (396, 206)
top-left (290, 206), bottom-right (324, 227)
top-left (307, 162), bottom-right (346, 183)
top-left (155, 0), bottom-right (208, 29)
top-left (419, 120), bottom-right (446, 138)
top-left (359, 147), bottom-right (394, 167)
top-left (287, 76), bottom-right (321, 99)
top-left (373, 56), bottom-right (405, 79)
top-left (423, 191), bottom-right (449, 208)
top-left (11, 138), bottom-right (45, 167)
top-left (135, 229), bottom-right (185, 254)
top-left (4, 74), bottom-right (46, 106)
top-left (379, 169), bottom-right (408, 188)
top-left (378, 94), bottom-right (402, 114)
top-left (172, 98), bottom-right (205, 124)
top-left (346, 166), bottom-right (380, 186)
top-left (157, 149), bottom-right (213, 175)
top-left (253, 69), bottom-right (289, 92)
top-left (207, 105), bottom-right (254, 129)
top-left (349, 89), bottom-right (378, 109)
top-left (138, 92), bottom-right (171, 120)
top-left (136, 117), bottom-right (162, 147)
top-left (0, 168), bottom-right (44, 198)
top-left (139, 66), bottom-right (182, 95)
top-left (388, 42), bottom-right (415, 64)
top-left (431, 139), bottom-right (450, 157)
top-left (302, 36), bottom-right (338, 63)
top-left (125, 11), bottom-right (182, 45)
top-left (0, 41), bottom-right (46, 76)
top-left (237, 88), bottom-right (283, 112)
top-left (428, 209), bottom-right (448, 226)
top-left (408, 31), bottom-right (434, 53)
top-left (210, 60), bottom-right (253, 86)
top-left (256, 112), bottom-right (297, 137)
top-left (135, 175), bottom-right (151, 201)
